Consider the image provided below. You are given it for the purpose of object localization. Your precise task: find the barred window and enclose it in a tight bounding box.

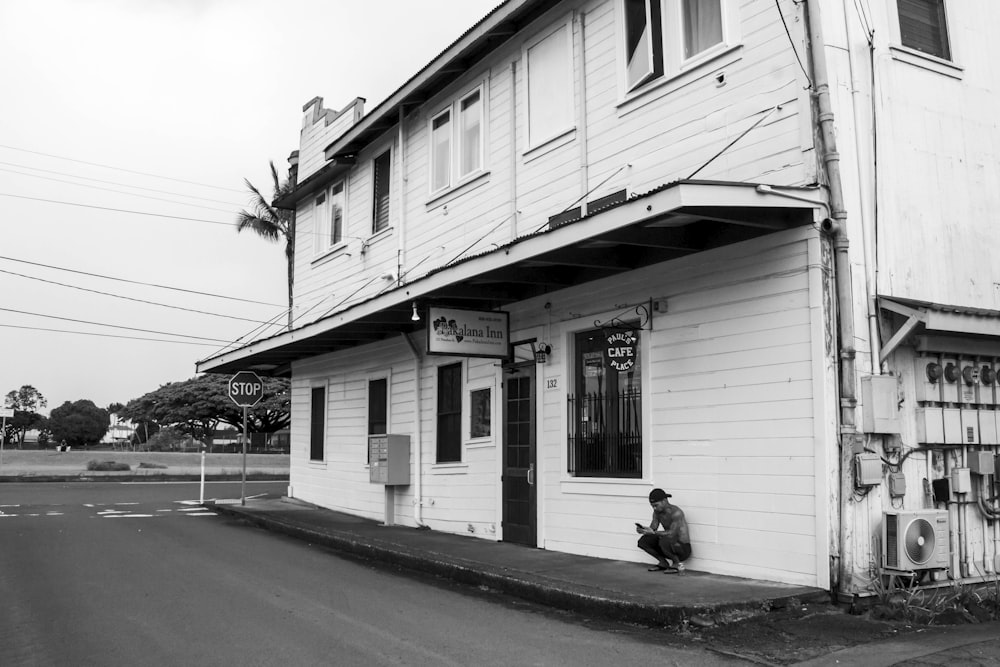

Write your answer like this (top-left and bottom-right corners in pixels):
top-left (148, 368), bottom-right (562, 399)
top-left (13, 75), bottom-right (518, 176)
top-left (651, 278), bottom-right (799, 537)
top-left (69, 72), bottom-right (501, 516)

top-left (568, 327), bottom-right (642, 478)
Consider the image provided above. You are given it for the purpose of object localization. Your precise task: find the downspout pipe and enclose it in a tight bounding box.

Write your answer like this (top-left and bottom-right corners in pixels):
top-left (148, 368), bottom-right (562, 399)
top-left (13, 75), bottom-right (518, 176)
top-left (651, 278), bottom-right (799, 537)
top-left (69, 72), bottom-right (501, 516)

top-left (402, 332), bottom-right (425, 527)
top-left (805, 0), bottom-right (859, 597)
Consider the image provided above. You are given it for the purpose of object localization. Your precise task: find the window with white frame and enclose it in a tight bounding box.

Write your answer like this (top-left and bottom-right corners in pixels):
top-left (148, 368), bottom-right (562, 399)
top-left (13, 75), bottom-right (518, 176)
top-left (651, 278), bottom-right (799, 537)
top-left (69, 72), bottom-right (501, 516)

top-left (315, 181), bottom-right (345, 250)
top-left (430, 110), bottom-right (452, 192)
top-left (897, 0), bottom-right (951, 60)
top-left (309, 385), bottom-right (326, 461)
top-left (525, 22), bottom-right (574, 148)
top-left (459, 90), bottom-right (482, 177)
top-left (622, 0), bottom-right (736, 94)
top-left (436, 362), bottom-right (463, 463)
top-left (429, 87), bottom-right (484, 195)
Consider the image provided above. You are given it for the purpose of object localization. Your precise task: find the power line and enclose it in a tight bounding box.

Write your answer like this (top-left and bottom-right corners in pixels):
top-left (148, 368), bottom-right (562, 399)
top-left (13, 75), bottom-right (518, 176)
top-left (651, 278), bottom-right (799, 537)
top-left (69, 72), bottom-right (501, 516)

top-left (0, 160), bottom-right (245, 206)
top-left (0, 323), bottom-right (224, 347)
top-left (0, 166), bottom-right (238, 214)
top-left (1, 190), bottom-right (335, 243)
top-left (0, 144), bottom-right (245, 193)
top-left (0, 254), bottom-right (283, 307)
top-left (0, 192), bottom-right (232, 226)
top-left (0, 267), bottom-right (280, 325)
top-left (0, 306), bottom-right (233, 343)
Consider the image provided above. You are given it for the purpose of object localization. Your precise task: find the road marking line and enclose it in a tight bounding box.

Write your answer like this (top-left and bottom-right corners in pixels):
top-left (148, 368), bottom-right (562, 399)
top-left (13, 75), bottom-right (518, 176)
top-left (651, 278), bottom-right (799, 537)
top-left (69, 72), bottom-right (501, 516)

top-left (103, 514), bottom-right (155, 518)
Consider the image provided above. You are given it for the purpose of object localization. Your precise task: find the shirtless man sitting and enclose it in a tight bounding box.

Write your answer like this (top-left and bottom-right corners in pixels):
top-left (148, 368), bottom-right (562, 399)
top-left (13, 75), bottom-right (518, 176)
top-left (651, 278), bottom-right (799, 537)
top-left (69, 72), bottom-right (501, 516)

top-left (636, 488), bottom-right (691, 573)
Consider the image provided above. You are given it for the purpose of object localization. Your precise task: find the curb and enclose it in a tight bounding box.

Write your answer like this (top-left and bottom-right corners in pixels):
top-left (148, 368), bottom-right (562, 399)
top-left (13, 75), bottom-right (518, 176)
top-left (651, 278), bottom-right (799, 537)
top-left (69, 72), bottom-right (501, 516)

top-left (0, 473), bottom-right (289, 483)
top-left (209, 503), bottom-right (823, 628)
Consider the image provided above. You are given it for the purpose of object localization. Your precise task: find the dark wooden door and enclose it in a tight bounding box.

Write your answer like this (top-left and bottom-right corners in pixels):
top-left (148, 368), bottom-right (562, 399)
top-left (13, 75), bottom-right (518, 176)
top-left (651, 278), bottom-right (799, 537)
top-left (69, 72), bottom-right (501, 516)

top-left (502, 363), bottom-right (536, 546)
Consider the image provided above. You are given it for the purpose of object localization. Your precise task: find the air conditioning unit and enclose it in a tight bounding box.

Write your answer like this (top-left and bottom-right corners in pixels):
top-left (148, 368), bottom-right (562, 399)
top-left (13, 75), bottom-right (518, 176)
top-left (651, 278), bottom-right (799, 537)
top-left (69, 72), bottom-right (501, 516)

top-left (882, 509), bottom-right (950, 571)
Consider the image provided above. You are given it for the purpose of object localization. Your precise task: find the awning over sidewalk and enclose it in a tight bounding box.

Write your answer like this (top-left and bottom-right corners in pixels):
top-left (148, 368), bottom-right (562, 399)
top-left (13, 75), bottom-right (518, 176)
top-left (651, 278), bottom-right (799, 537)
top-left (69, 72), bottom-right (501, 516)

top-left (197, 180), bottom-right (821, 376)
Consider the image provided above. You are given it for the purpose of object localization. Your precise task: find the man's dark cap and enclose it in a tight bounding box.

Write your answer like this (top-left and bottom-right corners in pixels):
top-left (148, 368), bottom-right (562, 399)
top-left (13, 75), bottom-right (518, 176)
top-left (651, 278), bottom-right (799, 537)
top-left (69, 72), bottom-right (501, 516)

top-left (649, 488), bottom-right (671, 502)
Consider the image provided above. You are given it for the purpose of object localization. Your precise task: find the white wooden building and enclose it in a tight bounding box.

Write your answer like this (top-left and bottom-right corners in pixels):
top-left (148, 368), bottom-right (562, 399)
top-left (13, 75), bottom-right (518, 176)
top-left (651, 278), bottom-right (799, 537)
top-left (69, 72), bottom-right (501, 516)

top-left (199, 0), bottom-right (1000, 596)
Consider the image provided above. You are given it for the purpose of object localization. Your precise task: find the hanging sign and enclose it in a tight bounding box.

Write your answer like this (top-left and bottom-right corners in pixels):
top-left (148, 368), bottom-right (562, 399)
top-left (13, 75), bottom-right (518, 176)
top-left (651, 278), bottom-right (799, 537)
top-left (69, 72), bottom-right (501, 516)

top-left (427, 306), bottom-right (509, 358)
top-left (605, 330), bottom-right (637, 372)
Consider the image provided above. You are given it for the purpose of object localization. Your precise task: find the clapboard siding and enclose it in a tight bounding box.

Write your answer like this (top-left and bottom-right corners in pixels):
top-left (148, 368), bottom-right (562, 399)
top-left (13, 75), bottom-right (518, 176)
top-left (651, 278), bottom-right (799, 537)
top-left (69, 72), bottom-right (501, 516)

top-left (862, 0), bottom-right (1000, 307)
top-left (291, 0), bottom-right (814, 318)
top-left (280, 1), bottom-right (830, 587)
top-left (538, 228), bottom-right (823, 586)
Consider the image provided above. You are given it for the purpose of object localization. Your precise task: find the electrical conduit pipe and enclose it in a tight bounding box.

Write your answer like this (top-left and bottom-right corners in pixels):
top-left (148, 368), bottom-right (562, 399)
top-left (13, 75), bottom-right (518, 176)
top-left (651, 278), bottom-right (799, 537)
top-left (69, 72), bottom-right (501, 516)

top-left (805, 0), bottom-right (860, 596)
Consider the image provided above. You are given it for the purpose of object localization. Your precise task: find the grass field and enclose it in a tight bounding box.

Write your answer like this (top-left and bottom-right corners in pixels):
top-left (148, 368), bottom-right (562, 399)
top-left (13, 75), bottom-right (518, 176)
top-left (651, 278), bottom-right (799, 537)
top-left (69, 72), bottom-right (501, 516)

top-left (0, 449), bottom-right (289, 475)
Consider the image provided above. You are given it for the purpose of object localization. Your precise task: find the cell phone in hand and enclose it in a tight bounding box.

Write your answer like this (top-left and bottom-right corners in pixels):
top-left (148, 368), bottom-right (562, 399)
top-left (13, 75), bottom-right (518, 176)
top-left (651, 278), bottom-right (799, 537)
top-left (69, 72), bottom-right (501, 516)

top-left (635, 522), bottom-right (645, 529)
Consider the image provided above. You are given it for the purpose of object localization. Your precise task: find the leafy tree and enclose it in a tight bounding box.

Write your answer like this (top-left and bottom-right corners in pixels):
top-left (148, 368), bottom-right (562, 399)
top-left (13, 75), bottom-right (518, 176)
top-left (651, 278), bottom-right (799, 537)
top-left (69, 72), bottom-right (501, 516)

top-left (48, 400), bottom-right (109, 449)
top-left (3, 385), bottom-right (48, 448)
top-left (237, 161), bottom-right (296, 329)
top-left (121, 375), bottom-right (290, 445)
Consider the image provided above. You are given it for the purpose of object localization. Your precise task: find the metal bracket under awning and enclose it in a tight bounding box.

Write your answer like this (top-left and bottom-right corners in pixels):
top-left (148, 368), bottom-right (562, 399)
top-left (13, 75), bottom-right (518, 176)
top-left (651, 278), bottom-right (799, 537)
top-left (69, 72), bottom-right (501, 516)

top-left (879, 297), bottom-right (1000, 362)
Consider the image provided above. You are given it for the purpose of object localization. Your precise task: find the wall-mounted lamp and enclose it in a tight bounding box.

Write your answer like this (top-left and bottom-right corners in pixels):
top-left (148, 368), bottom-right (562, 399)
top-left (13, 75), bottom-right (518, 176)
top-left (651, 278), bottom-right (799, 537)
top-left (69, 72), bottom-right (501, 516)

top-left (411, 302), bottom-right (421, 322)
top-left (534, 343), bottom-right (552, 364)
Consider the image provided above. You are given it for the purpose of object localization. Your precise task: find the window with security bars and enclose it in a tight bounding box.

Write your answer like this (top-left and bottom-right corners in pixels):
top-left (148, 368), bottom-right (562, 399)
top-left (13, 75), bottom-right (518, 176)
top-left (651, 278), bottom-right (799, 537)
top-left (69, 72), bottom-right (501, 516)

top-left (568, 327), bottom-right (642, 478)
top-left (897, 0), bottom-right (951, 60)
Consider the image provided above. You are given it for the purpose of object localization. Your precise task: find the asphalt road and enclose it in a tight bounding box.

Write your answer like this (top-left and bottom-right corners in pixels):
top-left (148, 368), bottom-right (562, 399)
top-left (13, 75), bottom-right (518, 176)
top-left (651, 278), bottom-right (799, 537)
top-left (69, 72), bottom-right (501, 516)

top-left (0, 482), bottom-right (742, 666)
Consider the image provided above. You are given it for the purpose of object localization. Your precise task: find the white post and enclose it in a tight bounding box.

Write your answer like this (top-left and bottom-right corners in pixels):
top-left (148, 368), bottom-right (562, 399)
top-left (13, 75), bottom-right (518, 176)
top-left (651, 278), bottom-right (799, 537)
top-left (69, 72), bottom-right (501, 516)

top-left (199, 445), bottom-right (206, 504)
top-left (0, 416), bottom-right (6, 471)
top-left (241, 405), bottom-right (248, 506)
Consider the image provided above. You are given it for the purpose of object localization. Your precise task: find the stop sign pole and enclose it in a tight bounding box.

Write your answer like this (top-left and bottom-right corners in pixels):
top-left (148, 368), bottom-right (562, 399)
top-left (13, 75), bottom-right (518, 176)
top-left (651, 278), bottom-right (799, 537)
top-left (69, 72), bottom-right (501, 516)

top-left (228, 371), bottom-right (264, 505)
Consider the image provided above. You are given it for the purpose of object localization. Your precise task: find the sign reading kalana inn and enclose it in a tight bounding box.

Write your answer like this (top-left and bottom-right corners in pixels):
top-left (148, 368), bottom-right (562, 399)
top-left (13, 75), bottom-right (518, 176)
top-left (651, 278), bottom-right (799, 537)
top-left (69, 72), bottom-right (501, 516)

top-left (427, 306), bottom-right (509, 359)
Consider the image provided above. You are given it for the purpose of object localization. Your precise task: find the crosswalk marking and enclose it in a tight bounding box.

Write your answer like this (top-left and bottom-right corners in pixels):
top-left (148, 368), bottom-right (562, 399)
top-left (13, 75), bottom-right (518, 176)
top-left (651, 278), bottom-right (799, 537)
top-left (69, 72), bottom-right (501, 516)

top-left (0, 501), bottom-right (222, 521)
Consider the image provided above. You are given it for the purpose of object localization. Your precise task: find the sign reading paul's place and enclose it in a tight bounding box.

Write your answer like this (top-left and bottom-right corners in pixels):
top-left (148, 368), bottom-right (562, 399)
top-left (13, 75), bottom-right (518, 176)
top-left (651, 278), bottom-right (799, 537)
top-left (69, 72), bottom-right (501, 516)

top-left (427, 306), bottom-right (509, 359)
top-left (605, 330), bottom-right (638, 371)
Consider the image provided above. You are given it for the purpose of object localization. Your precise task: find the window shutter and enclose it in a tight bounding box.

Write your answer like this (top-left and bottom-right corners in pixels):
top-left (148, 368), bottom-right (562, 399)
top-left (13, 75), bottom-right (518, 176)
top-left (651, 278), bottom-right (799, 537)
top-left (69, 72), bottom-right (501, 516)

top-left (372, 150), bottom-right (391, 232)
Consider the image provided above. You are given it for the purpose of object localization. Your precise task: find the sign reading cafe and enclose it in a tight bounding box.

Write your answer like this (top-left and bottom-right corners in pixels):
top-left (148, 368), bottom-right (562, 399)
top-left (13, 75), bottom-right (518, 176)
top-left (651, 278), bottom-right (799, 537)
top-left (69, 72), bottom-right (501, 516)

top-left (427, 306), bottom-right (510, 359)
top-left (605, 330), bottom-right (637, 371)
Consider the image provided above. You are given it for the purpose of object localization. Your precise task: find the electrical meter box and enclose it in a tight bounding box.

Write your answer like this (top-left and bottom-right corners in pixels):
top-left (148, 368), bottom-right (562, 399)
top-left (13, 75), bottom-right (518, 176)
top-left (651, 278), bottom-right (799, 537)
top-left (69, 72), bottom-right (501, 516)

top-left (978, 361), bottom-right (998, 405)
top-left (369, 434), bottom-right (410, 485)
top-left (941, 357), bottom-right (960, 403)
top-left (951, 467), bottom-right (972, 494)
top-left (861, 375), bottom-right (901, 433)
top-left (959, 362), bottom-right (979, 403)
top-left (914, 356), bottom-right (942, 402)
top-left (968, 450), bottom-right (996, 476)
top-left (980, 411), bottom-right (999, 445)
top-left (916, 407), bottom-right (945, 444)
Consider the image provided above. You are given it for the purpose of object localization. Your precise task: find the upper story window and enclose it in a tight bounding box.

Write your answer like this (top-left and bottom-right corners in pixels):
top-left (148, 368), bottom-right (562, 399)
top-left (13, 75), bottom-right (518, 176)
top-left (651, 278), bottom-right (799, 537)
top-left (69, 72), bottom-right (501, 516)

top-left (372, 149), bottom-right (391, 233)
top-left (897, 0), bottom-right (951, 60)
top-left (429, 86), bottom-right (484, 195)
top-left (524, 21), bottom-right (574, 149)
top-left (622, 0), bottom-right (737, 95)
top-left (682, 0), bottom-right (723, 59)
top-left (315, 181), bottom-right (345, 251)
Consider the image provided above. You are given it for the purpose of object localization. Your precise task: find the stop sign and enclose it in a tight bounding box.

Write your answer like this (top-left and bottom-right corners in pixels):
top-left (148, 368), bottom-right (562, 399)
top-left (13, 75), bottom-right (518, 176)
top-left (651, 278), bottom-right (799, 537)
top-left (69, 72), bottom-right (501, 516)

top-left (229, 371), bottom-right (265, 407)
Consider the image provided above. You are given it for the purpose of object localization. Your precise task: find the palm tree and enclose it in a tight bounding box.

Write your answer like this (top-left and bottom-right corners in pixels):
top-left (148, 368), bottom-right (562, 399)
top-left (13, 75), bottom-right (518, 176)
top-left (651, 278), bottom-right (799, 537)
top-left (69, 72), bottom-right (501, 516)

top-left (237, 161), bottom-right (296, 330)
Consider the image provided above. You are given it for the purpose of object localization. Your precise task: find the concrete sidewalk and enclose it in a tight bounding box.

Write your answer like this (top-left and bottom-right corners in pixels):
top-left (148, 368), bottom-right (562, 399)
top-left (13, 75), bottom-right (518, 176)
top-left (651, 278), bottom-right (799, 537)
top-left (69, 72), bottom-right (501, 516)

top-left (206, 495), bottom-right (824, 628)
top-left (207, 496), bottom-right (1000, 665)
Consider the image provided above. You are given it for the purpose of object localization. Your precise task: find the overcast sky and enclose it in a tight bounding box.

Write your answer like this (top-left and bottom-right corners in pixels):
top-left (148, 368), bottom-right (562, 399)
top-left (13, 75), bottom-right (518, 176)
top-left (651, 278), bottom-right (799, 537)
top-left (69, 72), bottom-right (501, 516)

top-left (0, 0), bottom-right (501, 413)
